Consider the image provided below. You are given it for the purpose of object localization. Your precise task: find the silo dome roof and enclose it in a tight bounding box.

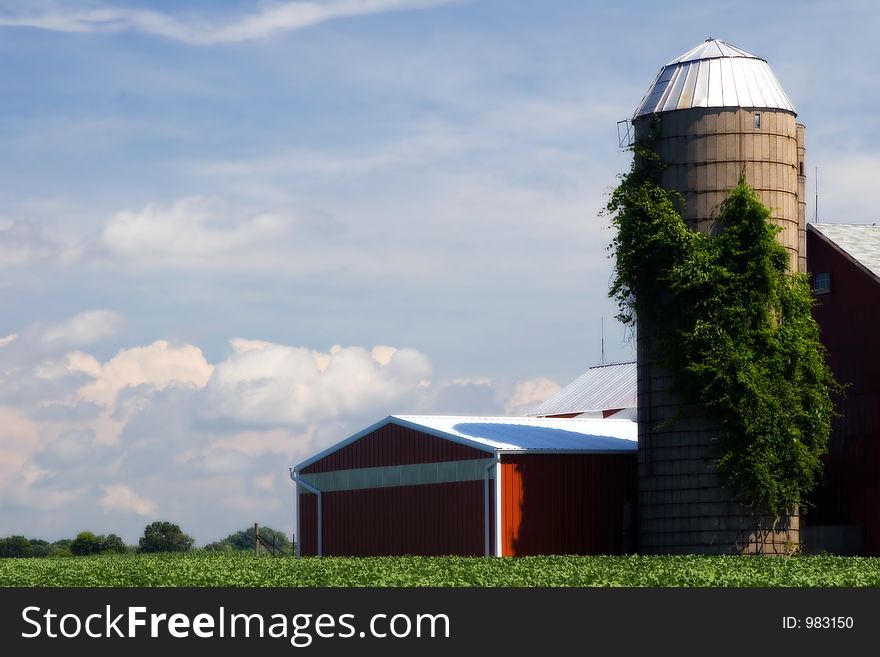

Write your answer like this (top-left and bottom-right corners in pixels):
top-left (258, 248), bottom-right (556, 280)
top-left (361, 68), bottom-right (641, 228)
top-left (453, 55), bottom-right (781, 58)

top-left (633, 38), bottom-right (795, 118)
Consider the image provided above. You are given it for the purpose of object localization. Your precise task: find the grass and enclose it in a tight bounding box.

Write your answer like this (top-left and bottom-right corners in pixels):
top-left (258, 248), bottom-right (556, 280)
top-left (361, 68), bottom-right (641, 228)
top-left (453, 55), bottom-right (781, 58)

top-left (2, 553), bottom-right (880, 587)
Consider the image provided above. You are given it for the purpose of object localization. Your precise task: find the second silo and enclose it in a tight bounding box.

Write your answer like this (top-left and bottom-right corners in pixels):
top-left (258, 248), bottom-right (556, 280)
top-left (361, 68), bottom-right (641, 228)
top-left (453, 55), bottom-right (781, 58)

top-left (631, 39), bottom-right (806, 554)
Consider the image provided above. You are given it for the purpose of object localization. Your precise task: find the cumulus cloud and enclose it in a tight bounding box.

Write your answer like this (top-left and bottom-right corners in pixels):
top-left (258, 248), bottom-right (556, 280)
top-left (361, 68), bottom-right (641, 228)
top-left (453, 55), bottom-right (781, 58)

top-left (99, 484), bottom-right (158, 517)
top-left (97, 197), bottom-right (287, 266)
top-left (204, 340), bottom-right (432, 426)
top-left (0, 0), bottom-right (454, 46)
top-left (0, 406), bottom-right (42, 488)
top-left (42, 310), bottom-right (124, 348)
top-left (503, 377), bottom-right (560, 415)
top-left (94, 197), bottom-right (344, 269)
top-left (78, 340), bottom-right (213, 407)
top-left (0, 318), bottom-right (568, 542)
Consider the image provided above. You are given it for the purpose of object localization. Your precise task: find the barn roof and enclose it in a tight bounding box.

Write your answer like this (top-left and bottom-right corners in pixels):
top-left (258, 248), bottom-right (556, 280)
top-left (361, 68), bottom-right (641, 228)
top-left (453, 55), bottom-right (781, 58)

top-left (294, 415), bottom-right (637, 471)
top-left (809, 223), bottom-right (880, 284)
top-left (530, 361), bottom-right (636, 417)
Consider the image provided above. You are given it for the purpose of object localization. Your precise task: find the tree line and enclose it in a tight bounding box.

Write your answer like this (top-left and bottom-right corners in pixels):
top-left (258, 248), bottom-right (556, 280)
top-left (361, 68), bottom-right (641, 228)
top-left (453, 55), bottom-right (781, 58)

top-left (0, 521), bottom-right (291, 558)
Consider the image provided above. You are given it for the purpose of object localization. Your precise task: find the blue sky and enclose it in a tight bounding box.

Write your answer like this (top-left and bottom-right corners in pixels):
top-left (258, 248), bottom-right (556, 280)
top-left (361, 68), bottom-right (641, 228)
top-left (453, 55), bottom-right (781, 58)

top-left (1, 0), bottom-right (878, 544)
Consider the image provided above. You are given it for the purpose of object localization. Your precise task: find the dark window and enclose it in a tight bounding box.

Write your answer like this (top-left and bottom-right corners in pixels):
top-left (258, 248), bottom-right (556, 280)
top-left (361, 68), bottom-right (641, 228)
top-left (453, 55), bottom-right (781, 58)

top-left (754, 113), bottom-right (761, 129)
top-left (799, 161), bottom-right (805, 176)
top-left (813, 271), bottom-right (831, 295)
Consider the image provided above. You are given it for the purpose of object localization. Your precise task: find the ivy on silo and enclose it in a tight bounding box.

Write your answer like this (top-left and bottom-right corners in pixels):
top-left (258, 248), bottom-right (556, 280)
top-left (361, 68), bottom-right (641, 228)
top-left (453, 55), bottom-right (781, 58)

top-left (607, 132), bottom-right (840, 516)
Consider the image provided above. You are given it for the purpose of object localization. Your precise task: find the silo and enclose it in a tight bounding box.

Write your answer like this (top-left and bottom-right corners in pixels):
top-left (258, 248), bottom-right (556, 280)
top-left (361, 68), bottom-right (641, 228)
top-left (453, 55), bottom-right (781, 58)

top-left (631, 39), bottom-right (806, 554)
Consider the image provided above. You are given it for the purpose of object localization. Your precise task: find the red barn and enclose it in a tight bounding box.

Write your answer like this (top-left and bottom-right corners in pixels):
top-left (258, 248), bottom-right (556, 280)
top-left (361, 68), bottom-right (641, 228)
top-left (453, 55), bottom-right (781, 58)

top-left (290, 415), bottom-right (637, 557)
top-left (805, 223), bottom-right (880, 555)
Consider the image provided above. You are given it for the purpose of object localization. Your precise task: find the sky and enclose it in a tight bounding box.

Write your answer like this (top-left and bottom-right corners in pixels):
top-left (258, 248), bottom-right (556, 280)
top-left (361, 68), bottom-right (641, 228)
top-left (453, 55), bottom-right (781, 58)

top-left (1, 0), bottom-right (879, 545)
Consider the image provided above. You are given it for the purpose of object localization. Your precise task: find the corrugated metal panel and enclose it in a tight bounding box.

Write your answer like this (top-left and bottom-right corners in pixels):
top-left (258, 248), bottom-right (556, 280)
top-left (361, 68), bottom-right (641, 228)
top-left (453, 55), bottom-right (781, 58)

top-left (298, 481), bottom-right (492, 557)
top-left (530, 361), bottom-right (636, 418)
top-left (301, 422), bottom-right (488, 474)
top-left (633, 39), bottom-right (795, 117)
top-left (297, 416), bottom-right (637, 472)
top-left (500, 454), bottom-right (636, 556)
top-left (393, 415), bottom-right (637, 451)
top-left (670, 39), bottom-right (758, 63)
top-left (809, 224), bottom-right (880, 284)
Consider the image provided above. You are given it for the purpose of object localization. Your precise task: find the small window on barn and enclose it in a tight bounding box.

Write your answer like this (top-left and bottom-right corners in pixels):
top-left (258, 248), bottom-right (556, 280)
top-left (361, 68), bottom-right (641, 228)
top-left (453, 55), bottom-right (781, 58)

top-left (754, 113), bottom-right (761, 129)
top-left (813, 271), bottom-right (831, 295)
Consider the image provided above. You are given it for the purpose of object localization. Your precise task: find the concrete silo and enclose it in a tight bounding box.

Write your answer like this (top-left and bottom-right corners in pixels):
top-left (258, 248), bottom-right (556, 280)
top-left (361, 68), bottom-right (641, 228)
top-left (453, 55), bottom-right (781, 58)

top-left (631, 39), bottom-right (806, 554)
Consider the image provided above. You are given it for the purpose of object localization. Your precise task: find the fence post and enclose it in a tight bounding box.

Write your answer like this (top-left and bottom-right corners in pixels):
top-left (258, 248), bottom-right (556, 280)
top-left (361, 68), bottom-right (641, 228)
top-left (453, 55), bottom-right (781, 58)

top-left (254, 523), bottom-right (260, 556)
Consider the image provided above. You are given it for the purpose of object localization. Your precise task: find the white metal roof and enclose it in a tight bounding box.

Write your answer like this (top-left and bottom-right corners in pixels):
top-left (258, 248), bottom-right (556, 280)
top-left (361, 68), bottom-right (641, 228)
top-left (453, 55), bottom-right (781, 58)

top-left (530, 361), bottom-right (636, 417)
top-left (294, 415), bottom-right (637, 470)
top-left (633, 38), bottom-right (795, 118)
top-left (809, 223), bottom-right (880, 283)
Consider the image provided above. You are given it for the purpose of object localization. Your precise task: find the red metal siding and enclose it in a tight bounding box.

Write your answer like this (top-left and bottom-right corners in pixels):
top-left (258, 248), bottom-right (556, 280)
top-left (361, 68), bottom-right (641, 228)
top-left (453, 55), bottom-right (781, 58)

top-left (500, 454), bottom-right (636, 556)
top-left (298, 481), bottom-right (493, 556)
top-left (301, 423), bottom-right (489, 474)
top-left (299, 493), bottom-right (318, 556)
top-left (807, 230), bottom-right (880, 554)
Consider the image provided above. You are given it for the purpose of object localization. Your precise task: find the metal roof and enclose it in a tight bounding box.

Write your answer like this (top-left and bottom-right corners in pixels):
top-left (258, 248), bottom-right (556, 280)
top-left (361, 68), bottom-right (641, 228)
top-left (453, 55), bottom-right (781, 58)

top-left (633, 38), bottom-right (795, 118)
top-left (294, 415), bottom-right (637, 470)
top-left (808, 223), bottom-right (880, 283)
top-left (530, 362), bottom-right (636, 417)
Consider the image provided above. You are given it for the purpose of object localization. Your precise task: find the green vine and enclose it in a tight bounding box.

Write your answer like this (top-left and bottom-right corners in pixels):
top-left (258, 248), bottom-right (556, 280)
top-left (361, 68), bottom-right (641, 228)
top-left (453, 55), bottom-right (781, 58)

top-left (607, 129), bottom-right (839, 516)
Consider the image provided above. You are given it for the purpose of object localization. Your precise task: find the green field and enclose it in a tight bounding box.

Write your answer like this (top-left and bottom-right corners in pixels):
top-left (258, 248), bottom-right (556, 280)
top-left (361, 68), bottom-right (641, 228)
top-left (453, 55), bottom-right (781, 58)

top-left (2, 553), bottom-right (880, 587)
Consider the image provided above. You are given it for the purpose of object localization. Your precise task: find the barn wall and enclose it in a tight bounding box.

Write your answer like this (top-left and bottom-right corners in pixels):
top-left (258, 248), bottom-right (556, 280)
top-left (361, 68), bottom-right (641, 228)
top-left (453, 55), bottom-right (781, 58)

top-left (301, 423), bottom-right (489, 474)
top-left (500, 453), bottom-right (636, 556)
top-left (298, 423), bottom-right (496, 556)
top-left (298, 481), bottom-right (493, 556)
top-left (806, 230), bottom-right (880, 555)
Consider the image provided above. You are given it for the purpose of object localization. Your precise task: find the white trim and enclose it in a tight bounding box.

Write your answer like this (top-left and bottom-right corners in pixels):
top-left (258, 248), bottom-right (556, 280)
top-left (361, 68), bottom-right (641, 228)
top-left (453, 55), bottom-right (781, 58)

top-left (294, 416), bottom-right (396, 471)
top-left (294, 416), bottom-right (496, 471)
top-left (484, 459), bottom-right (494, 557)
top-left (294, 415), bottom-right (637, 471)
top-left (289, 466), bottom-right (323, 557)
top-left (295, 482), bottom-right (301, 558)
top-left (494, 453), bottom-right (502, 557)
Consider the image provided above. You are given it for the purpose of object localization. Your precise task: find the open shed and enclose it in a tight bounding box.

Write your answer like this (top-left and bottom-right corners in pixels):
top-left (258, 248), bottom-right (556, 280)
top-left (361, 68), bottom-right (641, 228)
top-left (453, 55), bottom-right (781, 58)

top-left (290, 415), bottom-right (637, 557)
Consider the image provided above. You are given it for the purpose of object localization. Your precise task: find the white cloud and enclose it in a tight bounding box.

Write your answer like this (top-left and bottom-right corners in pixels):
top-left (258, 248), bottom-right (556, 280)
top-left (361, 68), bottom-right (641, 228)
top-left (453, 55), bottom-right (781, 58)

top-left (99, 484), bottom-right (158, 517)
top-left (503, 377), bottom-right (560, 415)
top-left (0, 334), bottom-right (17, 348)
top-left (204, 340), bottom-right (432, 426)
top-left (94, 197), bottom-right (348, 270)
top-left (78, 340), bottom-right (213, 407)
top-left (0, 407), bottom-right (42, 488)
top-left (0, 326), bottom-right (565, 542)
top-left (97, 197), bottom-right (296, 267)
top-left (0, 1), bottom-right (454, 46)
top-left (42, 310), bottom-right (124, 348)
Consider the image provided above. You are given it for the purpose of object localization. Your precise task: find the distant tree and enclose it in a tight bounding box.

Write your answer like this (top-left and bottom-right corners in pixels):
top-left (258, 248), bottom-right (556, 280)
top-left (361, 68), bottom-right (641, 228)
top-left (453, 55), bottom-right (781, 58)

top-left (97, 534), bottom-right (129, 554)
top-left (213, 526), bottom-right (291, 553)
top-left (138, 521), bottom-right (194, 553)
top-left (49, 539), bottom-right (73, 557)
top-left (0, 536), bottom-right (78, 558)
top-left (71, 532), bottom-right (101, 556)
top-left (27, 539), bottom-right (53, 558)
top-left (202, 541), bottom-right (233, 553)
top-left (0, 536), bottom-right (33, 558)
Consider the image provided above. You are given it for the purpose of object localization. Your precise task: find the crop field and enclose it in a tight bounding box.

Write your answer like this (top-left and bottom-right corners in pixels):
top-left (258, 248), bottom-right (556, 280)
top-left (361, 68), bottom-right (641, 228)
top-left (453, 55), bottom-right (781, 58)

top-left (3, 553), bottom-right (880, 587)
